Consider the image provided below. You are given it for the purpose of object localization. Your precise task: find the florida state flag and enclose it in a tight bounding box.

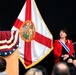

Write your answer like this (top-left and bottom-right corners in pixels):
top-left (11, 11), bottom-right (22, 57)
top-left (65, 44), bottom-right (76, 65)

top-left (12, 0), bottom-right (53, 69)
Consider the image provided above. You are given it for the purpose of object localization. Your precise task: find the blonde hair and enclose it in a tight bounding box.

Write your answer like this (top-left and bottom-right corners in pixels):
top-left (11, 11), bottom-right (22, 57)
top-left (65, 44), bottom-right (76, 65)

top-left (25, 68), bottom-right (43, 75)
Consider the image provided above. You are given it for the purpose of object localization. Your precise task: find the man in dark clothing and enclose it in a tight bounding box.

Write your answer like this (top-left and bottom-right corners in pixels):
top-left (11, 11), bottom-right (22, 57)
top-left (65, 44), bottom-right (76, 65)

top-left (52, 62), bottom-right (70, 75)
top-left (0, 57), bottom-right (8, 75)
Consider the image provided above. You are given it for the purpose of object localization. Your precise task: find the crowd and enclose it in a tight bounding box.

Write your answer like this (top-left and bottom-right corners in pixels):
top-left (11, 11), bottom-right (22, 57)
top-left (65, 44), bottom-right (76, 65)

top-left (24, 62), bottom-right (76, 75)
top-left (0, 56), bottom-right (76, 75)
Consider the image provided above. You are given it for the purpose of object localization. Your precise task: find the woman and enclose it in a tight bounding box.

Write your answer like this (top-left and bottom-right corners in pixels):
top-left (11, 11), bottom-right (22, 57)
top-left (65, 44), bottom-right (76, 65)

top-left (25, 68), bottom-right (43, 75)
top-left (53, 28), bottom-right (74, 63)
top-left (36, 65), bottom-right (48, 75)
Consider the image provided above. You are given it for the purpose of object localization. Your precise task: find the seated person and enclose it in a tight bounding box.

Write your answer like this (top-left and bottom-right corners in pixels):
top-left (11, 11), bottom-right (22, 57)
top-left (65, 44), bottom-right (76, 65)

top-left (25, 68), bottom-right (43, 75)
top-left (72, 42), bottom-right (76, 66)
top-left (0, 57), bottom-right (8, 75)
top-left (73, 42), bottom-right (76, 58)
top-left (53, 28), bottom-right (74, 63)
top-left (52, 62), bottom-right (70, 75)
top-left (67, 63), bottom-right (76, 75)
top-left (35, 65), bottom-right (48, 75)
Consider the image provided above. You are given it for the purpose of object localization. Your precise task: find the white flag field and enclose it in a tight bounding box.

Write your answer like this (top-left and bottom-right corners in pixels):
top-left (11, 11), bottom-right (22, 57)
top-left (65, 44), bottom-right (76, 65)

top-left (12, 0), bottom-right (53, 69)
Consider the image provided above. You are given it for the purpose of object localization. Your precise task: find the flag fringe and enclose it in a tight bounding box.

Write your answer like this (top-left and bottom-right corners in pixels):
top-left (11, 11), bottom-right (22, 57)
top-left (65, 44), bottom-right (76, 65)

top-left (19, 0), bottom-right (53, 69)
top-left (19, 47), bottom-right (53, 69)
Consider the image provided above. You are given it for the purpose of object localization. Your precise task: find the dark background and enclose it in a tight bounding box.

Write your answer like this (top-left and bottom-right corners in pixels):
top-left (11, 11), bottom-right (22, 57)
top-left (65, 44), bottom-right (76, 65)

top-left (0, 0), bottom-right (76, 75)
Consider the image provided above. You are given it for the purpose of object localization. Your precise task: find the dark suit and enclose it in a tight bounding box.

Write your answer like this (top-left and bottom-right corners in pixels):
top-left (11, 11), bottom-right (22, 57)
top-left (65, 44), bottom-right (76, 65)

top-left (53, 40), bottom-right (74, 63)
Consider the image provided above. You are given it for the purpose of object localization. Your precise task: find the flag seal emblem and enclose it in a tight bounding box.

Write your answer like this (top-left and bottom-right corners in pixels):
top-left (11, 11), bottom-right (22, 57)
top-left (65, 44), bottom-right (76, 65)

top-left (19, 20), bottom-right (36, 42)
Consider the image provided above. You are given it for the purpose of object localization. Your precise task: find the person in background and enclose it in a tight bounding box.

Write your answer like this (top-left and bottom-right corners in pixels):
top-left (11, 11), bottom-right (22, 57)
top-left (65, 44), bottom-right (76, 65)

top-left (67, 63), bottom-right (76, 75)
top-left (72, 42), bottom-right (76, 67)
top-left (53, 28), bottom-right (74, 63)
top-left (51, 62), bottom-right (70, 75)
top-left (0, 57), bottom-right (8, 75)
top-left (35, 65), bottom-right (48, 75)
top-left (25, 68), bottom-right (43, 75)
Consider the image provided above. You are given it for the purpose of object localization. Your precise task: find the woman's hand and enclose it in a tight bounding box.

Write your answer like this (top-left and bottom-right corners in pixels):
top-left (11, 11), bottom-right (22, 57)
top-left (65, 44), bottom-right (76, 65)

top-left (61, 54), bottom-right (69, 60)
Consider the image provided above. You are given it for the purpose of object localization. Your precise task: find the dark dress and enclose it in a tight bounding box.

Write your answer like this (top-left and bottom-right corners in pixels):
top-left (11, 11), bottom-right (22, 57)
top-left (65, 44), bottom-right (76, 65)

top-left (60, 47), bottom-right (75, 62)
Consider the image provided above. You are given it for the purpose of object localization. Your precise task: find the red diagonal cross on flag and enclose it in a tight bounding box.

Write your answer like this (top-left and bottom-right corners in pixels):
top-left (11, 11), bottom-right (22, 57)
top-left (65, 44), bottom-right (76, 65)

top-left (12, 0), bottom-right (53, 69)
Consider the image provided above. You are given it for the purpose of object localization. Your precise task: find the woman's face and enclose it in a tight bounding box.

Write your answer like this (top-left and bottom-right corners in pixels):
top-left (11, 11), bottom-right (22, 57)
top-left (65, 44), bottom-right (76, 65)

top-left (59, 30), bottom-right (67, 38)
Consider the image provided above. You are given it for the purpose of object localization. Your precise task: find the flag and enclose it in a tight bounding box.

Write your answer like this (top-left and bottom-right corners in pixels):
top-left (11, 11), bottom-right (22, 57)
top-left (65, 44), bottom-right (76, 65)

top-left (12, 0), bottom-right (53, 69)
top-left (0, 31), bottom-right (19, 56)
